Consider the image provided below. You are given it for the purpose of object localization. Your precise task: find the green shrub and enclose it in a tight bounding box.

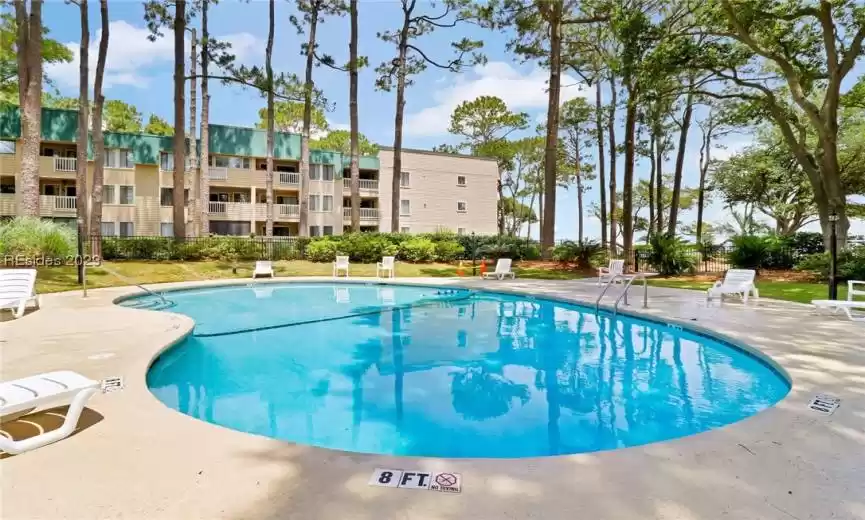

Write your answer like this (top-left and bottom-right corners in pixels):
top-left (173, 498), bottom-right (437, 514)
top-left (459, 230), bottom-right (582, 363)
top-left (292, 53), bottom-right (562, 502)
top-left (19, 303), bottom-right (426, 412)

top-left (646, 234), bottom-right (695, 276)
top-left (339, 232), bottom-right (393, 262)
top-left (434, 240), bottom-right (465, 262)
top-left (400, 237), bottom-right (436, 263)
top-left (796, 245), bottom-right (865, 281)
top-left (788, 232), bottom-right (824, 257)
top-left (306, 238), bottom-right (340, 262)
top-left (728, 235), bottom-right (770, 269)
top-left (0, 216), bottom-right (76, 258)
top-left (552, 240), bottom-right (603, 267)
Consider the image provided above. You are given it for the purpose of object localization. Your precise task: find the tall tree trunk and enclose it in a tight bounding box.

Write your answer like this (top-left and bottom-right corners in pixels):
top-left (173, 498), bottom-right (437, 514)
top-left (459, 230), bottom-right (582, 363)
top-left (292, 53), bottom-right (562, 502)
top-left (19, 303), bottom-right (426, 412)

top-left (607, 75), bottom-right (617, 255)
top-left (595, 78), bottom-right (607, 249)
top-left (188, 28), bottom-right (197, 235)
top-left (668, 83), bottom-right (694, 235)
top-left (75, 0), bottom-right (89, 282)
top-left (349, 0), bottom-right (360, 232)
top-left (541, 3), bottom-right (563, 258)
top-left (391, 14), bottom-right (410, 233)
top-left (648, 132), bottom-right (655, 237)
top-left (538, 187), bottom-right (544, 240)
top-left (497, 176), bottom-right (505, 235)
top-left (655, 131), bottom-right (664, 233)
top-left (696, 126), bottom-right (710, 244)
top-left (265, 0), bottom-right (274, 237)
top-left (199, 0), bottom-right (210, 235)
top-left (300, 2), bottom-right (319, 237)
top-left (622, 91), bottom-right (637, 270)
top-left (576, 175), bottom-right (583, 243)
top-left (172, 0), bottom-right (186, 238)
top-left (15, 0), bottom-right (43, 217)
top-left (90, 0), bottom-right (108, 252)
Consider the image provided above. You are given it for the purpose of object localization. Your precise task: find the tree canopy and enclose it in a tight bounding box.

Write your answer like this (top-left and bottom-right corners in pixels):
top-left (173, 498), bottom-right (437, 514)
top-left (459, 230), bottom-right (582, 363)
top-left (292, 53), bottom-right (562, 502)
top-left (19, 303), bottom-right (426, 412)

top-left (0, 12), bottom-right (73, 106)
top-left (310, 129), bottom-right (379, 156)
top-left (256, 100), bottom-right (329, 134)
top-left (144, 114), bottom-right (173, 136)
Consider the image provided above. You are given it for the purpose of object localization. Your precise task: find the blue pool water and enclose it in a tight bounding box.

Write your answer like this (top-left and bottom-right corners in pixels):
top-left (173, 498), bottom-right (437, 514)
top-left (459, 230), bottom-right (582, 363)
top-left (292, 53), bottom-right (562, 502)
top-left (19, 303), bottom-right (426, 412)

top-left (136, 283), bottom-right (790, 458)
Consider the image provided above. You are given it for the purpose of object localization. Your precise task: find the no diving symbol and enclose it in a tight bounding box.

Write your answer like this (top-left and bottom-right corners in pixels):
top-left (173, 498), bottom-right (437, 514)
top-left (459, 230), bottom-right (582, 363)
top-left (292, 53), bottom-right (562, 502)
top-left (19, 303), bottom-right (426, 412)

top-left (435, 473), bottom-right (457, 487)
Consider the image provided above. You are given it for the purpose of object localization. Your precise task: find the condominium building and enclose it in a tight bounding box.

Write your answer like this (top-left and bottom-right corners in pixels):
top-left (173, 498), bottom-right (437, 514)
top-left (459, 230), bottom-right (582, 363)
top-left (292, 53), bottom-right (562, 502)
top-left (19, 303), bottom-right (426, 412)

top-left (0, 107), bottom-right (499, 236)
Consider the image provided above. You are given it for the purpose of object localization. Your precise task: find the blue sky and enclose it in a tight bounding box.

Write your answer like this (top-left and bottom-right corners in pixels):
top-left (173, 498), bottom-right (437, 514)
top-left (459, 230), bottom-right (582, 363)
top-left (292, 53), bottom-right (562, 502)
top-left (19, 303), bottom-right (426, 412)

top-left (39, 1), bottom-right (864, 241)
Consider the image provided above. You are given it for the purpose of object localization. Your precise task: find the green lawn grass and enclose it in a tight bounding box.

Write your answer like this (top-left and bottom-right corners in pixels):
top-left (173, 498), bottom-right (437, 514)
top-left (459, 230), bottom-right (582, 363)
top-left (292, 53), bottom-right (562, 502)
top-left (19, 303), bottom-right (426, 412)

top-left (648, 279), bottom-right (843, 304)
top-left (34, 260), bottom-right (590, 294)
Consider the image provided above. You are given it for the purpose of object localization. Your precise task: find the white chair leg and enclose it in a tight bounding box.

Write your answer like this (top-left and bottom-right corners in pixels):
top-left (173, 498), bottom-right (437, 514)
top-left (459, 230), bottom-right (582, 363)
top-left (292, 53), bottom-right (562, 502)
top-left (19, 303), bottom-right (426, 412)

top-left (0, 388), bottom-right (97, 455)
top-left (14, 299), bottom-right (26, 319)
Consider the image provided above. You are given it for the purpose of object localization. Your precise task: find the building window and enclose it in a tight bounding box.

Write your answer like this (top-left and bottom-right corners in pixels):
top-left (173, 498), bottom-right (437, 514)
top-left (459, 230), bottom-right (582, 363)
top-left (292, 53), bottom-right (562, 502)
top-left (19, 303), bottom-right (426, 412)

top-left (0, 140), bottom-right (15, 154)
top-left (160, 188), bottom-right (189, 206)
top-left (323, 226), bottom-right (333, 236)
top-left (232, 192), bottom-right (248, 203)
top-left (211, 155), bottom-right (250, 169)
top-left (105, 148), bottom-right (134, 169)
top-left (400, 199), bottom-right (411, 216)
top-left (0, 178), bottom-right (14, 193)
top-left (100, 222), bottom-right (116, 236)
top-left (119, 222), bottom-right (134, 237)
top-left (309, 225), bottom-right (321, 237)
top-left (457, 201), bottom-right (467, 212)
top-left (400, 171), bottom-right (410, 188)
top-left (309, 163), bottom-right (335, 181)
top-left (309, 194), bottom-right (320, 211)
top-left (457, 175), bottom-right (466, 186)
top-left (400, 226), bottom-right (410, 234)
top-left (102, 185), bottom-right (116, 204)
top-left (119, 185), bottom-right (134, 205)
top-left (322, 195), bottom-right (333, 211)
top-left (160, 223), bottom-right (173, 237)
top-left (457, 227), bottom-right (466, 235)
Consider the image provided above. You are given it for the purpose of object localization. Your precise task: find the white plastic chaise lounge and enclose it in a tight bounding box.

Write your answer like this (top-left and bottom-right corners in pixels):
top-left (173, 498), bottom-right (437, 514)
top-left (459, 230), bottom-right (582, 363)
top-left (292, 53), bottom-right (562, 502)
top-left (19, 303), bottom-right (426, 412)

top-left (377, 256), bottom-right (395, 279)
top-left (707, 269), bottom-right (759, 304)
top-left (0, 268), bottom-right (41, 319)
top-left (252, 261), bottom-right (274, 279)
top-left (812, 280), bottom-right (865, 322)
top-left (0, 371), bottom-right (99, 455)
top-left (483, 258), bottom-right (516, 280)
top-left (597, 259), bottom-right (625, 286)
top-left (333, 256), bottom-right (350, 278)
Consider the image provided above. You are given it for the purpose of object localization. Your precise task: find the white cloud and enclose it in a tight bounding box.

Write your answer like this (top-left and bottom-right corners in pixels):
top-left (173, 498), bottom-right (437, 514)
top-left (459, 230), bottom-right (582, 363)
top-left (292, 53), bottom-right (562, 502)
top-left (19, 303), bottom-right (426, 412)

top-left (405, 61), bottom-right (591, 137)
top-left (46, 20), bottom-right (264, 90)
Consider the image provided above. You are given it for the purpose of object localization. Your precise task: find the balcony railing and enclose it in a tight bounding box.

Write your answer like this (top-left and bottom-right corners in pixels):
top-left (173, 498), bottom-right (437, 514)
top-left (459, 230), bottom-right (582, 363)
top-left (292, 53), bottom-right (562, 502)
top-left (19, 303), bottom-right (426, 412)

top-left (208, 167), bottom-right (228, 180)
top-left (54, 156), bottom-right (77, 172)
top-left (343, 178), bottom-right (379, 191)
top-left (209, 201), bottom-right (227, 214)
top-left (343, 207), bottom-right (379, 220)
top-left (53, 195), bottom-right (77, 210)
top-left (279, 172), bottom-right (300, 185)
top-left (276, 204), bottom-right (300, 217)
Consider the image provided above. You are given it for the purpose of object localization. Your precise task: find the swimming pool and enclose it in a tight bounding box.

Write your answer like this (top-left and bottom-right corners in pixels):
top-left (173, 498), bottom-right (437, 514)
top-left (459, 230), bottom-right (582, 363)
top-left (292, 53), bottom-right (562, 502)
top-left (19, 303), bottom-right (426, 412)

top-left (134, 282), bottom-right (790, 458)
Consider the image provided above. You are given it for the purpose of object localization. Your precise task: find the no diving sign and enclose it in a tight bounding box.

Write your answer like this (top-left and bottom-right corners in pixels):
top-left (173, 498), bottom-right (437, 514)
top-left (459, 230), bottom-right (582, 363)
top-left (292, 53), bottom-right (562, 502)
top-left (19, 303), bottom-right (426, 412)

top-left (369, 468), bottom-right (462, 494)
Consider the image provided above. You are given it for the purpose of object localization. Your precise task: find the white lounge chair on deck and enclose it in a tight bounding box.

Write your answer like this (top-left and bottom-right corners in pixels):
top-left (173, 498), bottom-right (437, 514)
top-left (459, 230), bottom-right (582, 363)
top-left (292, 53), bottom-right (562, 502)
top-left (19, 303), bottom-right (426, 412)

top-left (812, 280), bottom-right (865, 322)
top-left (252, 261), bottom-right (274, 279)
top-left (377, 256), bottom-right (395, 279)
top-left (597, 259), bottom-right (625, 286)
top-left (0, 269), bottom-right (40, 319)
top-left (0, 371), bottom-right (99, 455)
top-left (707, 269), bottom-right (759, 304)
top-left (333, 256), bottom-right (350, 278)
top-left (483, 258), bottom-right (516, 280)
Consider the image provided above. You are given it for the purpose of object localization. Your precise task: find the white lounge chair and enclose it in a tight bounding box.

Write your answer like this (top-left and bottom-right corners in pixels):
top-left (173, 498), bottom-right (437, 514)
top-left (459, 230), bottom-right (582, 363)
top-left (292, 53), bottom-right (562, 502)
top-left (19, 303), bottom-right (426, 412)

top-left (597, 259), bottom-right (625, 286)
top-left (0, 371), bottom-right (99, 455)
top-left (333, 256), bottom-right (350, 278)
top-left (707, 269), bottom-right (759, 304)
top-left (0, 268), bottom-right (40, 319)
top-left (812, 280), bottom-right (865, 322)
top-left (482, 258), bottom-right (516, 280)
top-left (252, 261), bottom-right (274, 279)
top-left (377, 256), bottom-right (396, 279)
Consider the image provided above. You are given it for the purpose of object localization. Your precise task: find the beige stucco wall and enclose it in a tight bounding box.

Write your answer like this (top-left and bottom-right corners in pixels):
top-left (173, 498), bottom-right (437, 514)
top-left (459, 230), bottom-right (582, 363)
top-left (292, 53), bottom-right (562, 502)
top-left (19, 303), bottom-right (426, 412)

top-left (377, 148), bottom-right (498, 235)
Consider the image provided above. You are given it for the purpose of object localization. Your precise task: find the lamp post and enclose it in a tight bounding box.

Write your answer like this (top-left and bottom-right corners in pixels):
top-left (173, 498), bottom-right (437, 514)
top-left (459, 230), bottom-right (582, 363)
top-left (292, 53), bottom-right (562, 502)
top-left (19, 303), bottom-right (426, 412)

top-left (828, 211), bottom-right (838, 300)
top-left (470, 231), bottom-right (478, 276)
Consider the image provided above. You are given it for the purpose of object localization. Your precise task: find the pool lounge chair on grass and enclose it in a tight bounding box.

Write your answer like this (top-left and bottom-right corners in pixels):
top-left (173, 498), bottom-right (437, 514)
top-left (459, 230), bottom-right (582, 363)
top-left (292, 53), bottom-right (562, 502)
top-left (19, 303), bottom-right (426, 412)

top-left (812, 280), bottom-right (865, 322)
top-left (597, 259), bottom-right (625, 286)
top-left (482, 258), bottom-right (516, 280)
top-left (377, 256), bottom-right (395, 278)
top-left (252, 261), bottom-right (274, 279)
top-left (0, 268), bottom-right (41, 319)
top-left (707, 269), bottom-right (759, 304)
top-left (333, 256), bottom-right (350, 278)
top-left (0, 371), bottom-right (99, 455)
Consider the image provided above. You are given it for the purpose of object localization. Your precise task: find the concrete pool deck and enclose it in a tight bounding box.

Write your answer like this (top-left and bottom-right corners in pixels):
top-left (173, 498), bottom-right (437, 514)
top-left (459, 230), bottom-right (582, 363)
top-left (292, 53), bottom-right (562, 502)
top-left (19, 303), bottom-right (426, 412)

top-left (2, 277), bottom-right (864, 520)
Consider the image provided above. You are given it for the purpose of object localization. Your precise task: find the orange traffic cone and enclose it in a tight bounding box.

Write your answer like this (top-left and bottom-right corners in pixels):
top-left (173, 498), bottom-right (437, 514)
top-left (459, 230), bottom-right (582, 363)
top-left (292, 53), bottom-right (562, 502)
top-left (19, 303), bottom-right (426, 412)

top-left (479, 259), bottom-right (487, 277)
top-left (456, 261), bottom-right (464, 277)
